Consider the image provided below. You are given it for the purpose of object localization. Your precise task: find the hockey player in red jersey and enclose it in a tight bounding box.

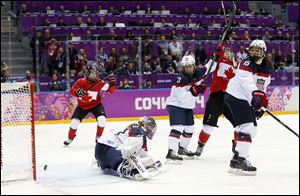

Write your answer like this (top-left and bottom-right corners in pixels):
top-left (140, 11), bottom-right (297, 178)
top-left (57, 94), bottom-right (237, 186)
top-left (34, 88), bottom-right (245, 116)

top-left (195, 44), bottom-right (239, 156)
top-left (63, 67), bottom-right (116, 145)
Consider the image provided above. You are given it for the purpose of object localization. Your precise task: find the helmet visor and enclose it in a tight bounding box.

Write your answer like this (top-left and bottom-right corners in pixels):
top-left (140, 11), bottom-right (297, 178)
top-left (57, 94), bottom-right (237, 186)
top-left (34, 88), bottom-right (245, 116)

top-left (144, 124), bottom-right (157, 140)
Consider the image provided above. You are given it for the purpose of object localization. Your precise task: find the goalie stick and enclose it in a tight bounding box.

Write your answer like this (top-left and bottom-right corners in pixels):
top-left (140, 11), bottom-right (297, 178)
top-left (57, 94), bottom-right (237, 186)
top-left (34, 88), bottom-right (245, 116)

top-left (202, 1), bottom-right (237, 83)
top-left (261, 107), bottom-right (299, 138)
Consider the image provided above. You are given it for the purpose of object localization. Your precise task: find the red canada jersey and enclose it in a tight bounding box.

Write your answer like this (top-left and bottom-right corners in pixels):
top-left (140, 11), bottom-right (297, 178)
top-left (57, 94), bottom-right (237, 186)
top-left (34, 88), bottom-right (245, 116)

top-left (70, 78), bottom-right (116, 110)
top-left (209, 56), bottom-right (238, 94)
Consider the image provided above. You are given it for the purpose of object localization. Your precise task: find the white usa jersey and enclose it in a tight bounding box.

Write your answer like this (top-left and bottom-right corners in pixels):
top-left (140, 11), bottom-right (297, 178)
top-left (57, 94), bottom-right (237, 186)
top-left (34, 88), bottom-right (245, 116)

top-left (226, 56), bottom-right (273, 105)
top-left (98, 123), bottom-right (149, 152)
top-left (166, 67), bottom-right (206, 109)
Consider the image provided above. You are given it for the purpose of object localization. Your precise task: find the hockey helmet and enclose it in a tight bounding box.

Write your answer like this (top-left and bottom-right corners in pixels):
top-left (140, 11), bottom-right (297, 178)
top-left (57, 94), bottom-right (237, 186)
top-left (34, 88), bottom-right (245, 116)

top-left (181, 55), bottom-right (196, 76)
top-left (86, 67), bottom-right (98, 82)
top-left (249, 39), bottom-right (267, 62)
top-left (138, 116), bottom-right (157, 140)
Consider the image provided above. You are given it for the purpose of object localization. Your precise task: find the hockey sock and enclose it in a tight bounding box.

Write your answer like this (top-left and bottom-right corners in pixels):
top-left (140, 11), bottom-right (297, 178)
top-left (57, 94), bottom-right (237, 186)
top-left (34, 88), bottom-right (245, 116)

top-left (233, 130), bottom-right (238, 144)
top-left (168, 129), bottom-right (182, 152)
top-left (198, 130), bottom-right (210, 145)
top-left (180, 131), bottom-right (193, 149)
top-left (68, 128), bottom-right (76, 140)
top-left (235, 141), bottom-right (251, 158)
top-left (96, 126), bottom-right (104, 138)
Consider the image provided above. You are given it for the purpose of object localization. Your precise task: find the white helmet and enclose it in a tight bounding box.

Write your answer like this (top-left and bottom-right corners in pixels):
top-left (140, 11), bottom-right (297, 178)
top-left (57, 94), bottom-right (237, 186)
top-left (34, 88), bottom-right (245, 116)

top-left (181, 55), bottom-right (195, 67)
top-left (249, 39), bottom-right (267, 52)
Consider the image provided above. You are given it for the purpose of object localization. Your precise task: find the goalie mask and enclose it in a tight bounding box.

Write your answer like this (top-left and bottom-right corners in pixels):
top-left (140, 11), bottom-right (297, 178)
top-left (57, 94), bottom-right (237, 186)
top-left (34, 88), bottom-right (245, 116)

top-left (249, 39), bottom-right (267, 63)
top-left (181, 55), bottom-right (196, 76)
top-left (138, 116), bottom-right (157, 140)
top-left (86, 67), bottom-right (98, 82)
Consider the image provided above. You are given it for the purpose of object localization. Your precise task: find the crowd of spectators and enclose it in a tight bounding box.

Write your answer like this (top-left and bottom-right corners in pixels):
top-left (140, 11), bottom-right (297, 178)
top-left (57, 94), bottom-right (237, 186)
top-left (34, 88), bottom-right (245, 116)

top-left (11, 2), bottom-right (300, 91)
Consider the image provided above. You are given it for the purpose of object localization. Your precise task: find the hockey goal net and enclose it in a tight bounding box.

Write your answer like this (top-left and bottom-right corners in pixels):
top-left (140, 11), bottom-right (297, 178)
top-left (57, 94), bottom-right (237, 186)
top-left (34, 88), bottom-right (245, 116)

top-left (1, 81), bottom-right (36, 182)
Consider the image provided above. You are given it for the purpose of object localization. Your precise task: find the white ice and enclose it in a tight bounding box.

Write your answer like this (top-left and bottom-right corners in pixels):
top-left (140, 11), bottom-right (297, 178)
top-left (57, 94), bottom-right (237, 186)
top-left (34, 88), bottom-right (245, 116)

top-left (1, 114), bottom-right (299, 195)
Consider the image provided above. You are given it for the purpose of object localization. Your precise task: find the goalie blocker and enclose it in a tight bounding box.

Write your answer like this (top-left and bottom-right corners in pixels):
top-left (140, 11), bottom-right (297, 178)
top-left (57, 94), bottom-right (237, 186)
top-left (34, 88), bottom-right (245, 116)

top-left (94, 116), bottom-right (166, 180)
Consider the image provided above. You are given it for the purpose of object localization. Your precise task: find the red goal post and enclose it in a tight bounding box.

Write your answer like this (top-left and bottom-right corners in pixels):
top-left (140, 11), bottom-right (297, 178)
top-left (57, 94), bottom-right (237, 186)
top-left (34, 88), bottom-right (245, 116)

top-left (1, 81), bottom-right (36, 182)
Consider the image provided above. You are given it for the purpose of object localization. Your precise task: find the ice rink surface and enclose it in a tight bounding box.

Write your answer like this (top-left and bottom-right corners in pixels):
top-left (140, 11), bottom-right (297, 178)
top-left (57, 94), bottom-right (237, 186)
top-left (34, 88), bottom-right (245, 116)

top-left (1, 114), bottom-right (299, 195)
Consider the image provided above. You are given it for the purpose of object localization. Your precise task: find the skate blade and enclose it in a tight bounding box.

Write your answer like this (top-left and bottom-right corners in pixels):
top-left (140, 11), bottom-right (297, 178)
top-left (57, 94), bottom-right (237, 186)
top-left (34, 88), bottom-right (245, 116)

top-left (194, 155), bottom-right (202, 160)
top-left (132, 174), bottom-right (144, 181)
top-left (228, 168), bottom-right (256, 176)
top-left (91, 159), bottom-right (98, 168)
top-left (165, 159), bottom-right (182, 165)
top-left (182, 155), bottom-right (196, 160)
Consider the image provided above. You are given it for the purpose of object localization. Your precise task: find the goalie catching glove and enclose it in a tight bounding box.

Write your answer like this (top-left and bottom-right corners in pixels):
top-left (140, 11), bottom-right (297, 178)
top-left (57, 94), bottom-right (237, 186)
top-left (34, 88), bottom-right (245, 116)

top-left (117, 137), bottom-right (143, 159)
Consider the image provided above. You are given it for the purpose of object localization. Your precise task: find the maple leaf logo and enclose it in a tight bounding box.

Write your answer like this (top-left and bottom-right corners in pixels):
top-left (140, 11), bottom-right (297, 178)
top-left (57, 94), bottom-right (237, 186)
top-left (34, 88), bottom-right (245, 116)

top-left (224, 67), bottom-right (235, 79)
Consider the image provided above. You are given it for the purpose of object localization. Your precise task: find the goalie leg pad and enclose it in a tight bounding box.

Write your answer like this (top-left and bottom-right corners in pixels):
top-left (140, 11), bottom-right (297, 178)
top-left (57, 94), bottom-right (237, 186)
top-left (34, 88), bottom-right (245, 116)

top-left (117, 159), bottom-right (140, 180)
top-left (140, 156), bottom-right (156, 168)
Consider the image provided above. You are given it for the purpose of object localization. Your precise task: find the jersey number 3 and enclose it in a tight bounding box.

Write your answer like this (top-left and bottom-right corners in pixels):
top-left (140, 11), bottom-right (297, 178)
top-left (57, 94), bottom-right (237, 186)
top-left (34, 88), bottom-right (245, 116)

top-left (177, 77), bottom-right (182, 83)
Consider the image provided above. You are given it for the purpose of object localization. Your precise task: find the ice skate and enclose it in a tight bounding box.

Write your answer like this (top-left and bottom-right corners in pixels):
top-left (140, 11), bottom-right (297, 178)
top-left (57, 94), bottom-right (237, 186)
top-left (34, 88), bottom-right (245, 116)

top-left (165, 149), bottom-right (183, 164)
top-left (178, 146), bottom-right (195, 159)
top-left (194, 143), bottom-right (204, 157)
top-left (228, 152), bottom-right (257, 176)
top-left (95, 136), bottom-right (100, 143)
top-left (63, 139), bottom-right (73, 146)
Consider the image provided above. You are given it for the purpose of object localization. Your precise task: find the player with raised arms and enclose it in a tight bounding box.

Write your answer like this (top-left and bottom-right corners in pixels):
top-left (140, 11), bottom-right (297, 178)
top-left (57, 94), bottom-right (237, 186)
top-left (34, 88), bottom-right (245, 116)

top-left (195, 44), bottom-right (238, 156)
top-left (64, 67), bottom-right (116, 145)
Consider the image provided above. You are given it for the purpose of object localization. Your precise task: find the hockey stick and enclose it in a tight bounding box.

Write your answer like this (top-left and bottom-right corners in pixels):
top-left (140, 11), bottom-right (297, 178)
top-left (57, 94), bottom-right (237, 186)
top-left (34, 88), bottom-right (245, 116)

top-left (261, 107), bottom-right (299, 138)
top-left (86, 56), bottom-right (136, 91)
top-left (221, 1), bottom-right (228, 25)
top-left (202, 1), bottom-right (237, 83)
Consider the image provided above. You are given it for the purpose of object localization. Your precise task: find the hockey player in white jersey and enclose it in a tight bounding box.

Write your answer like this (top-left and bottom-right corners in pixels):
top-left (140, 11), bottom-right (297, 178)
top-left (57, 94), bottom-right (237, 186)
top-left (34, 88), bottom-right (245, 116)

top-left (165, 55), bottom-right (207, 162)
top-left (94, 116), bottom-right (162, 180)
top-left (224, 39), bottom-right (273, 175)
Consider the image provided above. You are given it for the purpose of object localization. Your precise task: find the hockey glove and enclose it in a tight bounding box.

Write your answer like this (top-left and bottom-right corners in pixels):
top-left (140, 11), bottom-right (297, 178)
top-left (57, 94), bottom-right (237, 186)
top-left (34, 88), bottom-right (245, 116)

top-left (117, 137), bottom-right (143, 159)
top-left (255, 99), bottom-right (268, 120)
top-left (211, 43), bottom-right (225, 61)
top-left (190, 83), bottom-right (206, 97)
top-left (251, 90), bottom-right (267, 111)
top-left (107, 74), bottom-right (116, 86)
top-left (75, 88), bottom-right (88, 98)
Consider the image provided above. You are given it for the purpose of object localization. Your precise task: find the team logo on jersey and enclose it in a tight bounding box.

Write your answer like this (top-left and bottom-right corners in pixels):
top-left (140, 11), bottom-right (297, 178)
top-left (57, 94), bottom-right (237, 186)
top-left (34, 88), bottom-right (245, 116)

top-left (256, 79), bottom-right (265, 91)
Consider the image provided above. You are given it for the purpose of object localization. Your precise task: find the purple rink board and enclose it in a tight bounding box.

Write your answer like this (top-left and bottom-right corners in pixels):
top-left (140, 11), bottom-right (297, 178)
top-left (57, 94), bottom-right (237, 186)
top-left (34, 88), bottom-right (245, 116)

top-left (33, 85), bottom-right (297, 121)
top-left (34, 89), bottom-right (208, 121)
